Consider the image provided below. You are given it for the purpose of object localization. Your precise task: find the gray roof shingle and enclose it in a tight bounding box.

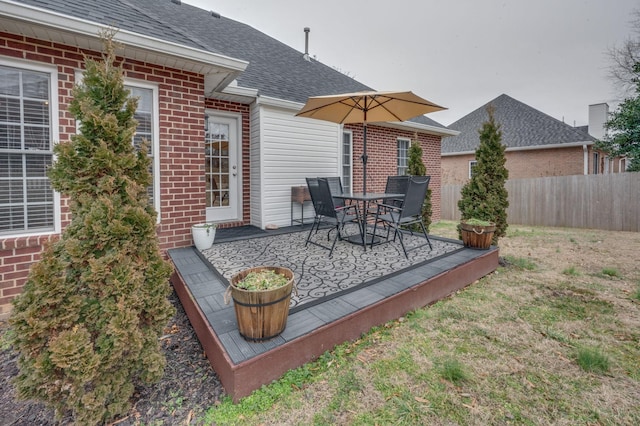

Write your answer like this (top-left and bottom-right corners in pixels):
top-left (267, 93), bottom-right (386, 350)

top-left (442, 94), bottom-right (594, 154)
top-left (12, 0), bottom-right (446, 128)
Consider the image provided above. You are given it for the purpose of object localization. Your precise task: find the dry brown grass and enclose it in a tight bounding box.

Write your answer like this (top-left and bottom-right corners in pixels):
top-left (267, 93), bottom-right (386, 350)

top-left (208, 223), bottom-right (640, 425)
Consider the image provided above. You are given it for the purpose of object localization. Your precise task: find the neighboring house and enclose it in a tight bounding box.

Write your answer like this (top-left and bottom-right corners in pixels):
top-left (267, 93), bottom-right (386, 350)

top-left (440, 94), bottom-right (621, 185)
top-left (0, 0), bottom-right (455, 316)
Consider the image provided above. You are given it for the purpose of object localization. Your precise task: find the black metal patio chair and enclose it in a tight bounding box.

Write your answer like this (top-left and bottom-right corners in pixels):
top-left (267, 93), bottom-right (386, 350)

top-left (306, 177), bottom-right (360, 256)
top-left (383, 175), bottom-right (410, 208)
top-left (319, 176), bottom-right (345, 208)
top-left (369, 175), bottom-right (432, 258)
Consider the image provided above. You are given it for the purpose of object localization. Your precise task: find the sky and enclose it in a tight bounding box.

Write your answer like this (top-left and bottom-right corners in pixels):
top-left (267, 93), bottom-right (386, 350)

top-left (182, 0), bottom-right (637, 127)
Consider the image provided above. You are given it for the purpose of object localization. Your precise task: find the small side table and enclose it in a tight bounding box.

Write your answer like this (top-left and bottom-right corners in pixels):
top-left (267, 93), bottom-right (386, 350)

top-left (291, 186), bottom-right (312, 226)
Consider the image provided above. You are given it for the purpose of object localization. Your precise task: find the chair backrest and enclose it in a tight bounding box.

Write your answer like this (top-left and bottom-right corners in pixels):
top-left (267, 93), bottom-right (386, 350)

top-left (319, 176), bottom-right (345, 207)
top-left (400, 176), bottom-right (431, 219)
top-left (316, 178), bottom-right (339, 219)
top-left (306, 177), bottom-right (322, 215)
top-left (384, 175), bottom-right (410, 206)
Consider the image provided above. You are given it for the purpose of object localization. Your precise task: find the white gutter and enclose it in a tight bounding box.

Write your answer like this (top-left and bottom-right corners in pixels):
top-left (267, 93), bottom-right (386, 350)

top-left (583, 144), bottom-right (589, 175)
top-left (1, 0), bottom-right (248, 89)
top-left (377, 120), bottom-right (459, 137)
top-left (442, 140), bottom-right (595, 157)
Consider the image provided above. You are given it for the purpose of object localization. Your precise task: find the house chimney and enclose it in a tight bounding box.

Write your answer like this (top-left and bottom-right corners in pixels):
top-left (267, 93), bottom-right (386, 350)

top-left (588, 103), bottom-right (609, 139)
top-left (303, 27), bottom-right (310, 61)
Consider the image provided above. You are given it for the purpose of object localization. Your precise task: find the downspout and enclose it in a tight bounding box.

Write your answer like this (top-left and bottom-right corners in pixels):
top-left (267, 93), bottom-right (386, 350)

top-left (583, 144), bottom-right (589, 175)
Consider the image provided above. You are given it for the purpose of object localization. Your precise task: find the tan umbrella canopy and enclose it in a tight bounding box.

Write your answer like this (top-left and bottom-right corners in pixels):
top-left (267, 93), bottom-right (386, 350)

top-left (296, 91), bottom-right (446, 193)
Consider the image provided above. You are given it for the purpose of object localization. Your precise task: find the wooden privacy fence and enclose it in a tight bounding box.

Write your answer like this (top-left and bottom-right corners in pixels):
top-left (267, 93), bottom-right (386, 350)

top-left (441, 172), bottom-right (640, 232)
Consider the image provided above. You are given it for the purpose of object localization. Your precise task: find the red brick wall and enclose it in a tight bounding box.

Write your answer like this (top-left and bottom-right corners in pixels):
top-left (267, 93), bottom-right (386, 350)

top-left (0, 31), bottom-right (251, 316)
top-left (442, 146), bottom-right (594, 185)
top-left (345, 124), bottom-right (443, 221)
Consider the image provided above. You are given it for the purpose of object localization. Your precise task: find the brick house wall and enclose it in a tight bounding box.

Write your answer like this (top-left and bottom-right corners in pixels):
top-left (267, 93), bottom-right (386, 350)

top-left (442, 145), bottom-right (598, 185)
top-left (0, 31), bottom-right (251, 316)
top-left (346, 124), bottom-right (443, 221)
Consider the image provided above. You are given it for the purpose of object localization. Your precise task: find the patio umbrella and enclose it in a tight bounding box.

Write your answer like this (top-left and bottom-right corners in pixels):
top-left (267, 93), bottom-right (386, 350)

top-left (295, 91), bottom-right (446, 194)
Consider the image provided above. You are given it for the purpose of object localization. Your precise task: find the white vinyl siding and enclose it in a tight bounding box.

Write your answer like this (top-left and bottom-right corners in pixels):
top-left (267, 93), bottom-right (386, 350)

top-left (255, 105), bottom-right (341, 228)
top-left (0, 61), bottom-right (59, 236)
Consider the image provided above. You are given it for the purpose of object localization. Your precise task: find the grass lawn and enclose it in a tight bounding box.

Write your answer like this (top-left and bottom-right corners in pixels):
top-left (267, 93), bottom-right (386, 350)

top-left (206, 221), bottom-right (640, 425)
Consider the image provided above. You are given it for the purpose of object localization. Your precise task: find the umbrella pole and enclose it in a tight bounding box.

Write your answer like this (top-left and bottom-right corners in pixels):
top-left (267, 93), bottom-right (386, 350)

top-left (362, 123), bottom-right (367, 195)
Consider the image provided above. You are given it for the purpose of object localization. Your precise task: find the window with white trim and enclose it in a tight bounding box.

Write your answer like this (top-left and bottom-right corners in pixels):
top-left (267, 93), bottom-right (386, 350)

top-left (593, 152), bottom-right (599, 174)
top-left (0, 63), bottom-right (57, 235)
top-left (75, 71), bottom-right (160, 217)
top-left (126, 84), bottom-right (159, 212)
top-left (469, 160), bottom-right (478, 179)
top-left (397, 138), bottom-right (410, 175)
top-left (341, 130), bottom-right (353, 193)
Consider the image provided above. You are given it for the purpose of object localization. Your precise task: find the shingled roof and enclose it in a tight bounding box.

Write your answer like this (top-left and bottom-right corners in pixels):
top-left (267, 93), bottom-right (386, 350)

top-left (11, 0), bottom-right (445, 128)
top-left (442, 94), bottom-right (594, 154)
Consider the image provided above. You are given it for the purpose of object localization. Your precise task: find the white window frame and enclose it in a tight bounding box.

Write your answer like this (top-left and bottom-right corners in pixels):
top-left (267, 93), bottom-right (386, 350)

top-left (469, 160), bottom-right (478, 179)
top-left (397, 137), bottom-right (410, 175)
top-left (125, 79), bottom-right (161, 219)
top-left (341, 130), bottom-right (353, 193)
top-left (0, 58), bottom-right (60, 237)
top-left (74, 71), bottom-right (160, 220)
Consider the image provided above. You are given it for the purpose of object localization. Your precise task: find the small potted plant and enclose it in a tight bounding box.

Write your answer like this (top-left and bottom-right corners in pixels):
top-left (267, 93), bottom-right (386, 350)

top-left (191, 222), bottom-right (217, 250)
top-left (459, 218), bottom-right (496, 250)
top-left (225, 266), bottom-right (295, 342)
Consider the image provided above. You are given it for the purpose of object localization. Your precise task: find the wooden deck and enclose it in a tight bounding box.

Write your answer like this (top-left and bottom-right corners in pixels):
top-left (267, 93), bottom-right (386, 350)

top-left (168, 229), bottom-right (499, 401)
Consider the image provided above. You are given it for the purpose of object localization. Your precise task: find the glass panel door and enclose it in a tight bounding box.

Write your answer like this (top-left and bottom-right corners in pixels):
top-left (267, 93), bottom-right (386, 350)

top-left (205, 115), bottom-right (239, 221)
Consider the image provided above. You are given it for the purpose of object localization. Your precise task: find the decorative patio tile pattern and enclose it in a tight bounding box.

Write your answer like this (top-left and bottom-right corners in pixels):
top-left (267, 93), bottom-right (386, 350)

top-left (202, 229), bottom-right (463, 312)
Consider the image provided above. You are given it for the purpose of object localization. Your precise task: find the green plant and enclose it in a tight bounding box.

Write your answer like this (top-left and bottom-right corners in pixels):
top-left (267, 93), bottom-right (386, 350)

top-left (437, 358), bottom-right (469, 383)
top-left (504, 255), bottom-right (537, 270)
top-left (235, 270), bottom-right (289, 291)
top-left (575, 347), bottom-right (610, 374)
top-left (406, 133), bottom-right (432, 232)
top-left (462, 218), bottom-right (494, 226)
top-left (8, 32), bottom-right (174, 425)
top-left (562, 266), bottom-right (580, 276)
top-left (601, 267), bottom-right (621, 278)
top-left (458, 105), bottom-right (509, 244)
top-left (193, 222), bottom-right (217, 236)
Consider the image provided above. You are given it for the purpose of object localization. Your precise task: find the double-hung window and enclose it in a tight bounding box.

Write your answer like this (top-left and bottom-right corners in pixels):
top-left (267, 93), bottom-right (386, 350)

top-left (126, 83), bottom-right (159, 213)
top-left (0, 62), bottom-right (58, 235)
top-left (341, 130), bottom-right (353, 193)
top-left (397, 138), bottom-right (410, 175)
top-left (75, 71), bottom-right (160, 215)
top-left (469, 160), bottom-right (478, 179)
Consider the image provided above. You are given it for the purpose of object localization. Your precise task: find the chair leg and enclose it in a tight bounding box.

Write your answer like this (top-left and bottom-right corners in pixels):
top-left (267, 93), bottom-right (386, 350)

top-left (419, 221), bottom-right (433, 250)
top-left (396, 226), bottom-right (409, 258)
top-left (306, 217), bottom-right (320, 246)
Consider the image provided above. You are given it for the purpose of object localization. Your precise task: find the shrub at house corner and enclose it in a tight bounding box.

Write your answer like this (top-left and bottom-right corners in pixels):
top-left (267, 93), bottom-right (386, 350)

top-left (9, 33), bottom-right (174, 425)
top-left (407, 134), bottom-right (433, 232)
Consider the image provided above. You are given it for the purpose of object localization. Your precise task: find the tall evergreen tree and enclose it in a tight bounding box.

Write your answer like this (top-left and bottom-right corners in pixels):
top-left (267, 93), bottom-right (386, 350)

top-left (406, 133), bottom-right (432, 231)
top-left (458, 105), bottom-right (509, 244)
top-left (596, 62), bottom-right (640, 171)
top-left (9, 32), bottom-right (174, 424)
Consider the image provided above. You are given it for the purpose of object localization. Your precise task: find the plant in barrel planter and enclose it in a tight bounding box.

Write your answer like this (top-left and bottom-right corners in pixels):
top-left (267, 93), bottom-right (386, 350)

top-left (460, 218), bottom-right (496, 250)
top-left (225, 266), bottom-right (296, 342)
top-left (192, 222), bottom-right (217, 250)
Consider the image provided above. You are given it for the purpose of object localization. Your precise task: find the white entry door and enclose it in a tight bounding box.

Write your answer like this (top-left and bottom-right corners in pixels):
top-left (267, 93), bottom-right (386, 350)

top-left (205, 114), bottom-right (240, 222)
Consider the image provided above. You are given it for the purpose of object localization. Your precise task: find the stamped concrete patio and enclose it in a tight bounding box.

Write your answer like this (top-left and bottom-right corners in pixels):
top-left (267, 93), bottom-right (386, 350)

top-left (168, 225), bottom-right (499, 401)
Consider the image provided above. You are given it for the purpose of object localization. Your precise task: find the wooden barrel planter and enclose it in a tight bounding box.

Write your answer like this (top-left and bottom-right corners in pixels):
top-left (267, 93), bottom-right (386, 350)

top-left (460, 220), bottom-right (496, 250)
top-left (228, 266), bottom-right (295, 342)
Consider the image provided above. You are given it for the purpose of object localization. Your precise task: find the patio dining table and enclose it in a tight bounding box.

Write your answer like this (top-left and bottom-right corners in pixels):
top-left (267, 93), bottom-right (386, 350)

top-left (333, 192), bottom-right (405, 249)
